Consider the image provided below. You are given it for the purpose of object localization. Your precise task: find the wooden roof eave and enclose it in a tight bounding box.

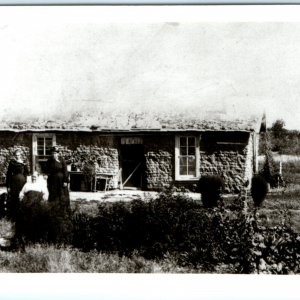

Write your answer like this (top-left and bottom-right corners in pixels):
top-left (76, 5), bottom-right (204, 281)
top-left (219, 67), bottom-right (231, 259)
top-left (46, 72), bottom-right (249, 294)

top-left (0, 127), bottom-right (255, 134)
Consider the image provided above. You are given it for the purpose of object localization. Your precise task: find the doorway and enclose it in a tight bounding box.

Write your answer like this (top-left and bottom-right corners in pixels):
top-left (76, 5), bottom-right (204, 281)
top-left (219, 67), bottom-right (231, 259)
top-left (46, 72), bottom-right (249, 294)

top-left (120, 144), bottom-right (144, 189)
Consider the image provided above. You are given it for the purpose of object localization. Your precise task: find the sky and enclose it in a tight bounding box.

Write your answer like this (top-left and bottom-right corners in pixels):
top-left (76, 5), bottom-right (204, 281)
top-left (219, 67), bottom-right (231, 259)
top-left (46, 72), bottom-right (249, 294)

top-left (0, 6), bottom-right (300, 129)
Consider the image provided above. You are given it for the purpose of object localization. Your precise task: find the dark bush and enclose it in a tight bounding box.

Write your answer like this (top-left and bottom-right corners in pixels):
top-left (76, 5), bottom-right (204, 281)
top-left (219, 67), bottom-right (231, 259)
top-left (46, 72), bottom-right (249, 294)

top-left (94, 201), bottom-right (133, 255)
top-left (68, 188), bottom-right (260, 271)
top-left (197, 175), bottom-right (224, 208)
top-left (71, 188), bottom-right (205, 258)
top-left (17, 192), bottom-right (73, 246)
top-left (125, 198), bottom-right (153, 255)
top-left (72, 212), bottom-right (98, 251)
top-left (251, 175), bottom-right (268, 207)
top-left (44, 202), bottom-right (73, 245)
top-left (143, 188), bottom-right (200, 258)
top-left (14, 186), bottom-right (300, 274)
top-left (72, 188), bottom-right (196, 257)
top-left (17, 192), bottom-right (51, 244)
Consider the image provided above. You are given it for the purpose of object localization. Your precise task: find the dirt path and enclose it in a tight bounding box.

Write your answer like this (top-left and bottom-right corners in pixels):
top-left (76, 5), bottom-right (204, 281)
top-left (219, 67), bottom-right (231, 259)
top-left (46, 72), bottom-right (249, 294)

top-left (71, 190), bottom-right (201, 202)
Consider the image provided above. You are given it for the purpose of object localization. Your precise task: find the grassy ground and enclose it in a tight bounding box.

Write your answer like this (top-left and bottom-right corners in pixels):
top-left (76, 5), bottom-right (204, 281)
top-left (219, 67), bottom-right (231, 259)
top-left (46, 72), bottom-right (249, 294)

top-left (255, 156), bottom-right (300, 232)
top-left (0, 244), bottom-right (210, 273)
top-left (252, 188), bottom-right (300, 232)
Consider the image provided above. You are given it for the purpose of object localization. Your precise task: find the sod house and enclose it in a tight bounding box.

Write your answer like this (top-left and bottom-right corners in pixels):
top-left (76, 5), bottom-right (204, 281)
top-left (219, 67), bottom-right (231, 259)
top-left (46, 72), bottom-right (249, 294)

top-left (0, 111), bottom-right (265, 193)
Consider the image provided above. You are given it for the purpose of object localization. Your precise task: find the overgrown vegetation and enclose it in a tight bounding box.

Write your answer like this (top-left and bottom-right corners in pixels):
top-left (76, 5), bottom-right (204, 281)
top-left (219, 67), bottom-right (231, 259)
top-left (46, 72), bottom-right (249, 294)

top-left (197, 175), bottom-right (224, 208)
top-left (259, 131), bottom-right (281, 188)
top-left (1, 183), bottom-right (300, 274)
top-left (259, 119), bottom-right (300, 155)
top-left (258, 119), bottom-right (300, 188)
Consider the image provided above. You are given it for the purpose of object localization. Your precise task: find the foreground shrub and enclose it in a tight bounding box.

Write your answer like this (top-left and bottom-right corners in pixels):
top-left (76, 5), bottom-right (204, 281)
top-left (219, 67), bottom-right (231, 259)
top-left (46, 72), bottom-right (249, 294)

top-left (251, 175), bottom-right (268, 207)
top-left (71, 188), bottom-right (201, 256)
top-left (95, 201), bottom-right (132, 254)
top-left (16, 194), bottom-right (73, 246)
top-left (245, 223), bottom-right (300, 274)
top-left (72, 212), bottom-right (98, 251)
top-left (17, 193), bottom-right (50, 244)
top-left (11, 187), bottom-right (300, 274)
top-left (69, 188), bottom-right (260, 272)
top-left (197, 175), bottom-right (224, 208)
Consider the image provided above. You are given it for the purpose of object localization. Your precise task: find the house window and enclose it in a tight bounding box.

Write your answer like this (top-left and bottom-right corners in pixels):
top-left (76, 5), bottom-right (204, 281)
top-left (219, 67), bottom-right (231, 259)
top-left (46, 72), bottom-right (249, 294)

top-left (37, 136), bottom-right (53, 158)
top-left (175, 135), bottom-right (200, 180)
top-left (33, 134), bottom-right (56, 173)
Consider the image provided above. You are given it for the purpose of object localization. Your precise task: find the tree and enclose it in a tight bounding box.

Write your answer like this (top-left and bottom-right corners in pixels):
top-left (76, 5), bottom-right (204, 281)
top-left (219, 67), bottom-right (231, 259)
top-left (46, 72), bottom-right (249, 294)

top-left (271, 119), bottom-right (286, 139)
top-left (259, 131), bottom-right (279, 188)
top-left (270, 119), bottom-right (287, 153)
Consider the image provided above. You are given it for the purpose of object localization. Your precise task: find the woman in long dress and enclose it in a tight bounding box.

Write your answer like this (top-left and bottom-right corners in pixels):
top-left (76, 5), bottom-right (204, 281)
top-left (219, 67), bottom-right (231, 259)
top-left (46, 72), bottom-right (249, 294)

top-left (6, 149), bottom-right (29, 220)
top-left (46, 146), bottom-right (70, 213)
top-left (46, 146), bottom-right (72, 244)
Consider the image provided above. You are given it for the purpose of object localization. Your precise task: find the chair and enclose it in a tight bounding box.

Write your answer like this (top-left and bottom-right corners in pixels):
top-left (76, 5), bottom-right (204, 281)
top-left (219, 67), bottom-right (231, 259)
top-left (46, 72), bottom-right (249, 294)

top-left (93, 169), bottom-right (122, 192)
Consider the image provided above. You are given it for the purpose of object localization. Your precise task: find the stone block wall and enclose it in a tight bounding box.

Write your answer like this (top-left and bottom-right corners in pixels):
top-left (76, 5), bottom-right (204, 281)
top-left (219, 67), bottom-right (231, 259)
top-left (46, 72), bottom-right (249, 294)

top-left (139, 132), bottom-right (253, 193)
top-left (0, 131), bottom-right (256, 194)
top-left (200, 132), bottom-right (251, 193)
top-left (144, 135), bottom-right (174, 190)
top-left (56, 133), bottom-right (120, 189)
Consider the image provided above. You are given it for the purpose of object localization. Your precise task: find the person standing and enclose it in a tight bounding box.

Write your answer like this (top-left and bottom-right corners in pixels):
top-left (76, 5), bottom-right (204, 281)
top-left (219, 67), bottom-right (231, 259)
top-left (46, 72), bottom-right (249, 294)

top-left (45, 146), bottom-right (71, 244)
top-left (46, 146), bottom-right (70, 213)
top-left (6, 149), bottom-right (29, 220)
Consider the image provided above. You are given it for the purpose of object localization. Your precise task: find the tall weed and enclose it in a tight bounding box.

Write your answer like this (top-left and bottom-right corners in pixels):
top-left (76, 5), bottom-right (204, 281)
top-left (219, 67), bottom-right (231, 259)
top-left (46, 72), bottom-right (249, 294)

top-left (0, 245), bottom-right (195, 273)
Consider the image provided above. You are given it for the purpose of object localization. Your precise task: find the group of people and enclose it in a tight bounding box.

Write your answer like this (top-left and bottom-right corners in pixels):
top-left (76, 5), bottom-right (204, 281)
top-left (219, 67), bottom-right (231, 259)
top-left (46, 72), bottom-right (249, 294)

top-left (5, 146), bottom-right (70, 221)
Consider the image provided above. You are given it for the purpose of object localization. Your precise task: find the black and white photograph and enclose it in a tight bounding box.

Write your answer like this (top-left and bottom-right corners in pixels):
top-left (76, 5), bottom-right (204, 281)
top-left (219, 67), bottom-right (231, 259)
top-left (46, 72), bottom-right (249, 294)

top-left (0, 6), bottom-right (300, 292)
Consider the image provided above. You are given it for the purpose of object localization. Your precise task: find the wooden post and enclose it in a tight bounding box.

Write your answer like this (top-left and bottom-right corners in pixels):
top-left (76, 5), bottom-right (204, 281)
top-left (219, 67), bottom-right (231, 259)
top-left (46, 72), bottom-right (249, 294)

top-left (279, 161), bottom-right (282, 175)
top-left (278, 161), bottom-right (282, 190)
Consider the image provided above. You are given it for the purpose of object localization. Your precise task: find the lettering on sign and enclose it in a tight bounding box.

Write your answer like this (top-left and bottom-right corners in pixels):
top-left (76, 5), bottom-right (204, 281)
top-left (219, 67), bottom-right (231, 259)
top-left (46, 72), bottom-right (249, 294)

top-left (121, 137), bottom-right (143, 145)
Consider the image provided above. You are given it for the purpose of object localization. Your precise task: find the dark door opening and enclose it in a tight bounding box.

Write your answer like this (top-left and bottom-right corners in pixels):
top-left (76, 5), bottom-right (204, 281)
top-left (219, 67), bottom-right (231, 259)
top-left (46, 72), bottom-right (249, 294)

top-left (120, 144), bottom-right (144, 189)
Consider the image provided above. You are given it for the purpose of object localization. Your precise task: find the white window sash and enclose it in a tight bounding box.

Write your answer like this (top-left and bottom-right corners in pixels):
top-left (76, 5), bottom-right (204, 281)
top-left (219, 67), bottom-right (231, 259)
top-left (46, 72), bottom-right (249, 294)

top-left (175, 135), bottom-right (200, 181)
top-left (32, 133), bottom-right (56, 171)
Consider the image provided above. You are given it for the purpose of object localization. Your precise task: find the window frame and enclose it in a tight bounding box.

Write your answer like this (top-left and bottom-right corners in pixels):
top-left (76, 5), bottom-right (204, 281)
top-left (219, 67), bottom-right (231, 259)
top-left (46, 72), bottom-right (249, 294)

top-left (32, 133), bottom-right (56, 172)
top-left (175, 135), bottom-right (200, 181)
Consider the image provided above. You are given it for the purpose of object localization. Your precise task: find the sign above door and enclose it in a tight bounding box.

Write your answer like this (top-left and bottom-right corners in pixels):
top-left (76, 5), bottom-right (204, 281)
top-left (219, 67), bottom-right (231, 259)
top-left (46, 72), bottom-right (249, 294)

top-left (121, 137), bottom-right (143, 145)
